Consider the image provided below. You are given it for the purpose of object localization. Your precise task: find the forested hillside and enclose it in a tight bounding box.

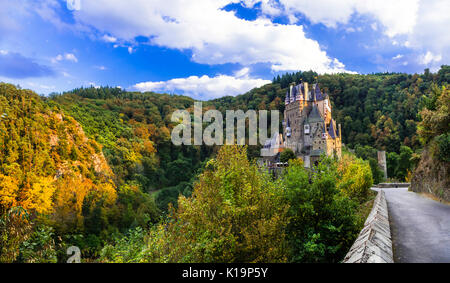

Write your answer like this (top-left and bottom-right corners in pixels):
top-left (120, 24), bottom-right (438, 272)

top-left (0, 83), bottom-right (120, 261)
top-left (49, 89), bottom-right (216, 212)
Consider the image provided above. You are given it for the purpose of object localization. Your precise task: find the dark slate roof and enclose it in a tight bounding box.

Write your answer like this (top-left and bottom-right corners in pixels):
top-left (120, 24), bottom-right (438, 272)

top-left (328, 120), bottom-right (336, 139)
top-left (285, 89), bottom-right (290, 99)
top-left (315, 85), bottom-right (324, 101)
top-left (291, 85), bottom-right (297, 96)
top-left (307, 105), bottom-right (323, 123)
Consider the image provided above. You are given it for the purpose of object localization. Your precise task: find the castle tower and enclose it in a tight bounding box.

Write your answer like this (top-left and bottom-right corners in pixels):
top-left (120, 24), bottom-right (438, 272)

top-left (265, 82), bottom-right (343, 167)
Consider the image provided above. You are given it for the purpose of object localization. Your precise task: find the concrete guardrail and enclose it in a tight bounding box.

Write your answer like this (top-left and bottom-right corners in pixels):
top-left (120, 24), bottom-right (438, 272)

top-left (342, 190), bottom-right (394, 263)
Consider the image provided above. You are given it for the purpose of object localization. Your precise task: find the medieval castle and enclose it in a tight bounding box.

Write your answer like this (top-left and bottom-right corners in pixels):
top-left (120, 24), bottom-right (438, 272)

top-left (261, 82), bottom-right (342, 168)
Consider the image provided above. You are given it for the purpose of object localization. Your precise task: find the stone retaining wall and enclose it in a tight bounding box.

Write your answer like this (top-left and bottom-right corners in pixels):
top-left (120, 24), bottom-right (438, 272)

top-left (342, 190), bottom-right (394, 263)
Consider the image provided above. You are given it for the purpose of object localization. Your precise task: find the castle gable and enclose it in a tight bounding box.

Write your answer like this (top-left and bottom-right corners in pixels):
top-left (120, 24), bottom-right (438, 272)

top-left (307, 105), bottom-right (323, 123)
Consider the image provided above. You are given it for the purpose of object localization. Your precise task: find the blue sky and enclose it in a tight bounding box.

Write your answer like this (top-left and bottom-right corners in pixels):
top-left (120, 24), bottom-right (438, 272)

top-left (0, 0), bottom-right (448, 100)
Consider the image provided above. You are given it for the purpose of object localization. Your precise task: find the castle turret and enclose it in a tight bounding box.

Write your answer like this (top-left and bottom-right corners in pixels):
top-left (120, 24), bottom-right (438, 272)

top-left (303, 82), bottom-right (309, 101)
top-left (338, 123), bottom-right (342, 140)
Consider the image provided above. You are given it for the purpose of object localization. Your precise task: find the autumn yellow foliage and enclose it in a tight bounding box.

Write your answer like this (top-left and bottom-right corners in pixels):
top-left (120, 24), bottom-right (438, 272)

top-left (142, 146), bottom-right (289, 263)
top-left (336, 154), bottom-right (373, 202)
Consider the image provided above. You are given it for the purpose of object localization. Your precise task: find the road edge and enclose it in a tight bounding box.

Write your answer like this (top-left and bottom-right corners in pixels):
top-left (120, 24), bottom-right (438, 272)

top-left (342, 190), bottom-right (394, 263)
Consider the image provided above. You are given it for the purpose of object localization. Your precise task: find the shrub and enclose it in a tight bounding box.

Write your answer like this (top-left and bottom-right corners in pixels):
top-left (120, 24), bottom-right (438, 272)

top-left (142, 145), bottom-right (290, 263)
top-left (282, 157), bottom-right (360, 262)
top-left (435, 133), bottom-right (450, 162)
top-left (337, 154), bottom-right (373, 203)
top-left (280, 148), bottom-right (297, 163)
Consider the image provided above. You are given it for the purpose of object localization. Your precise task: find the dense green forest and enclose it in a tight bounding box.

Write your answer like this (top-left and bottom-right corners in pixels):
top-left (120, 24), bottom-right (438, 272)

top-left (0, 66), bottom-right (448, 262)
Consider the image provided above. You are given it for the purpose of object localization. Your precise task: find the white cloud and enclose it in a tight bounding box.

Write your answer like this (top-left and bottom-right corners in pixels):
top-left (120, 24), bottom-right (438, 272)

top-left (234, 67), bottom-right (250, 78)
top-left (392, 54), bottom-right (403, 60)
top-left (101, 34), bottom-right (117, 43)
top-left (251, 0), bottom-right (450, 70)
top-left (252, 0), bottom-right (419, 37)
top-left (64, 53), bottom-right (78, 62)
top-left (132, 73), bottom-right (271, 100)
top-left (419, 51), bottom-right (442, 65)
top-left (52, 53), bottom-right (78, 63)
top-left (67, 0), bottom-right (353, 73)
top-left (407, 0), bottom-right (450, 58)
top-left (95, 65), bottom-right (107, 70)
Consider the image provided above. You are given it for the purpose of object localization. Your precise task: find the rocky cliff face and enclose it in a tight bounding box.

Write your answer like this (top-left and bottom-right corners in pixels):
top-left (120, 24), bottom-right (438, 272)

top-left (411, 147), bottom-right (450, 201)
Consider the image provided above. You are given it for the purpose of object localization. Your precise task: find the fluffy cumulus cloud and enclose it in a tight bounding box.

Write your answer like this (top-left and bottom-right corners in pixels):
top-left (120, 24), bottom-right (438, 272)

top-left (69, 0), bottom-right (352, 73)
top-left (132, 70), bottom-right (271, 100)
top-left (409, 0), bottom-right (450, 66)
top-left (419, 51), bottom-right (442, 66)
top-left (250, 0), bottom-right (449, 69)
top-left (251, 0), bottom-right (419, 37)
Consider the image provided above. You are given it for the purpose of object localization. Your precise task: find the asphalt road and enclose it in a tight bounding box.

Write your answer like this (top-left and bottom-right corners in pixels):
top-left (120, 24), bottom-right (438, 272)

top-left (373, 187), bottom-right (450, 263)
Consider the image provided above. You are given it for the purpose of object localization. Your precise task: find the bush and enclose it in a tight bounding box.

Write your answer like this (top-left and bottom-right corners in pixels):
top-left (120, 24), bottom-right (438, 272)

top-left (436, 133), bottom-right (450, 162)
top-left (368, 158), bottom-right (385, 184)
top-left (280, 148), bottom-right (296, 163)
top-left (100, 227), bottom-right (146, 263)
top-left (18, 225), bottom-right (57, 263)
top-left (142, 145), bottom-right (290, 263)
top-left (282, 156), bottom-right (360, 263)
top-left (0, 207), bottom-right (32, 262)
top-left (337, 154), bottom-right (373, 203)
